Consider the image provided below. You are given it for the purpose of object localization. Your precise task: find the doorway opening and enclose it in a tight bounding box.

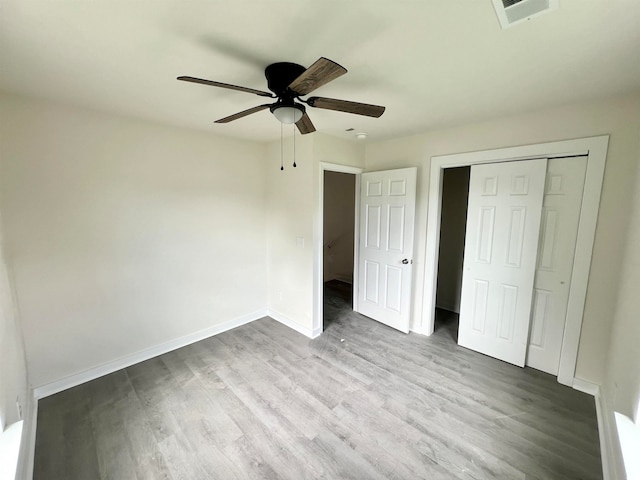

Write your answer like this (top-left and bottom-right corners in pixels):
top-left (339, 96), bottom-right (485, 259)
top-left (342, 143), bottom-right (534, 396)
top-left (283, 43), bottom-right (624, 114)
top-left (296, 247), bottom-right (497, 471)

top-left (323, 171), bottom-right (357, 330)
top-left (313, 163), bottom-right (362, 337)
top-left (315, 164), bottom-right (417, 336)
top-left (434, 166), bottom-right (470, 343)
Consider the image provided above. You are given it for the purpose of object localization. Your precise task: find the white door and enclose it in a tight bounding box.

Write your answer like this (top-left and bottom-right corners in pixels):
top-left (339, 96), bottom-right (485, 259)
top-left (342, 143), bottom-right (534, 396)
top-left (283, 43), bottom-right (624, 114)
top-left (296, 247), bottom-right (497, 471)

top-left (526, 157), bottom-right (588, 374)
top-left (357, 167), bottom-right (416, 333)
top-left (458, 159), bottom-right (546, 366)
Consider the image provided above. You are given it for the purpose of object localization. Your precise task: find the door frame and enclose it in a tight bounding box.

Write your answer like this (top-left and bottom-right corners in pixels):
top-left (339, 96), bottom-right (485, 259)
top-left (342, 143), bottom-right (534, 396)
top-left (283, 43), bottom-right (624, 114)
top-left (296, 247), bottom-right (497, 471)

top-left (421, 135), bottom-right (609, 386)
top-left (313, 162), bottom-right (363, 336)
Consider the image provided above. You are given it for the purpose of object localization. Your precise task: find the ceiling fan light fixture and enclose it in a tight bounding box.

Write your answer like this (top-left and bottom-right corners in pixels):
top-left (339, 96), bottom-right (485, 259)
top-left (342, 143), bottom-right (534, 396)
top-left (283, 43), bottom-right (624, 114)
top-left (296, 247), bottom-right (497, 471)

top-left (273, 105), bottom-right (304, 124)
top-left (179, 57), bottom-right (385, 135)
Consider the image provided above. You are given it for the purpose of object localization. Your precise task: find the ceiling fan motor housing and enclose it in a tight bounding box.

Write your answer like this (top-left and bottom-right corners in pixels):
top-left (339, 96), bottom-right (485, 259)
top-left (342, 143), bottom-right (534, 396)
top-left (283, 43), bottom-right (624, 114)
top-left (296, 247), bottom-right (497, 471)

top-left (266, 62), bottom-right (307, 123)
top-left (265, 62), bottom-right (306, 97)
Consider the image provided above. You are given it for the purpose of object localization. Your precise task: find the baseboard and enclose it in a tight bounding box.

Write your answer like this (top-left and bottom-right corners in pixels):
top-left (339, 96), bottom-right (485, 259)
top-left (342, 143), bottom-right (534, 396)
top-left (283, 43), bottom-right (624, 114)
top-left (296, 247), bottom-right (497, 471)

top-left (15, 389), bottom-right (37, 480)
top-left (33, 309), bottom-right (268, 399)
top-left (571, 379), bottom-right (622, 480)
top-left (324, 276), bottom-right (353, 285)
top-left (598, 390), bottom-right (624, 480)
top-left (435, 303), bottom-right (460, 314)
top-left (323, 274), bottom-right (337, 283)
top-left (268, 309), bottom-right (321, 339)
top-left (333, 275), bottom-right (353, 285)
top-left (572, 377), bottom-right (600, 396)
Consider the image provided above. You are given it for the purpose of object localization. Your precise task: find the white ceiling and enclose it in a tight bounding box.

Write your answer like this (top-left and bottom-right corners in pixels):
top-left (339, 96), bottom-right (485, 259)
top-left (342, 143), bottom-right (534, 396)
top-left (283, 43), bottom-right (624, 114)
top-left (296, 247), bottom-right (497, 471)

top-left (1, 1), bottom-right (639, 142)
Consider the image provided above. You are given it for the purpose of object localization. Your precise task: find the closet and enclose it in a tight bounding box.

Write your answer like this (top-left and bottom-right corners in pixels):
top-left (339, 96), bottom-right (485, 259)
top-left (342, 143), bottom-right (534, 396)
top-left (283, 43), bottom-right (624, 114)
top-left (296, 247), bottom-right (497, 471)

top-left (457, 156), bottom-right (587, 374)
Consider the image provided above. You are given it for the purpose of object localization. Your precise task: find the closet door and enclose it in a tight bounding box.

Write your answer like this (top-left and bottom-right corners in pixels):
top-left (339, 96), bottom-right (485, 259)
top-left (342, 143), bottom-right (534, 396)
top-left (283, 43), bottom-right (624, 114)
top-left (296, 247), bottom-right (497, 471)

top-left (526, 156), bottom-right (588, 374)
top-left (458, 159), bottom-right (546, 366)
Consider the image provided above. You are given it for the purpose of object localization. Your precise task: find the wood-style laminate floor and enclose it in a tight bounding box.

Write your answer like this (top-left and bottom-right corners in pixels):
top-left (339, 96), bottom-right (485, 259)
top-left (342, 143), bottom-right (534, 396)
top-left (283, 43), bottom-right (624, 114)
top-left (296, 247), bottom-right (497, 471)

top-left (34, 281), bottom-right (602, 479)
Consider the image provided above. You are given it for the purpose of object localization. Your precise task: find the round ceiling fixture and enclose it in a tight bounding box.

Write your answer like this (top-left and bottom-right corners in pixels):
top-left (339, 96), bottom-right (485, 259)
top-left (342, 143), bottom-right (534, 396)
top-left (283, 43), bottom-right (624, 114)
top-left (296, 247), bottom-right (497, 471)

top-left (272, 104), bottom-right (304, 124)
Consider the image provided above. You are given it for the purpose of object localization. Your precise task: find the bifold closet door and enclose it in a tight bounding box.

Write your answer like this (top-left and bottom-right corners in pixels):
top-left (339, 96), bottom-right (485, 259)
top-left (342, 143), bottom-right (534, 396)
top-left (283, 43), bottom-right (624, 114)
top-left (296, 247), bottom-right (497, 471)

top-left (526, 156), bottom-right (587, 374)
top-left (458, 159), bottom-right (546, 367)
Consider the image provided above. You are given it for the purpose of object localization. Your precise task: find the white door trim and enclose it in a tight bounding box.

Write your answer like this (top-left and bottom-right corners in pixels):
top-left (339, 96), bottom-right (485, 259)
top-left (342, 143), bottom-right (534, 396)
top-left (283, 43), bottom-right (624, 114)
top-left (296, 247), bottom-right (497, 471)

top-left (313, 162), bottom-right (363, 335)
top-left (421, 135), bottom-right (609, 386)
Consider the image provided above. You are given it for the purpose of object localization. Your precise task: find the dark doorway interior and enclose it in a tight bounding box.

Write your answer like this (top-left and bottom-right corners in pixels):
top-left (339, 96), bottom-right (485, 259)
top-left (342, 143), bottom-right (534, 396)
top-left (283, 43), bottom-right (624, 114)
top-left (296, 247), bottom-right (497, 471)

top-left (323, 171), bottom-right (356, 330)
top-left (434, 166), bottom-right (471, 337)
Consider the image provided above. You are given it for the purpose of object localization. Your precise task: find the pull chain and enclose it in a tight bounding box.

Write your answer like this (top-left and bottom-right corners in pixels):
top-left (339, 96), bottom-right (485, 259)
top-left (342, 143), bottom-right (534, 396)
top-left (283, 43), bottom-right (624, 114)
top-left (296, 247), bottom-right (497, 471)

top-left (293, 123), bottom-right (297, 168)
top-left (280, 122), bottom-right (284, 171)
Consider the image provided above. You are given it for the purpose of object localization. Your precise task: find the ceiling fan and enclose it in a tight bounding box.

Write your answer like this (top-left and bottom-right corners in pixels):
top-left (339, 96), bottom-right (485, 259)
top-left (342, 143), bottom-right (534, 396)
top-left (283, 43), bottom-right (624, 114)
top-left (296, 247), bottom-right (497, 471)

top-left (177, 57), bottom-right (385, 134)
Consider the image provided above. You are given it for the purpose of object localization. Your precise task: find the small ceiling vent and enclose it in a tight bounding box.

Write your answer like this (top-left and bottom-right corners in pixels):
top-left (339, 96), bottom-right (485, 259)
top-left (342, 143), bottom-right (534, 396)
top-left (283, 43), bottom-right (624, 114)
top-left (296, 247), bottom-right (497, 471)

top-left (492, 0), bottom-right (559, 29)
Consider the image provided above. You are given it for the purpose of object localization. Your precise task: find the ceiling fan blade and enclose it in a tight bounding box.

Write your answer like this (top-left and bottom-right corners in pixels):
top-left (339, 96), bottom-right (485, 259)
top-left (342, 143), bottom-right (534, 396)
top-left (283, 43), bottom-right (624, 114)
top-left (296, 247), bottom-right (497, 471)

top-left (296, 112), bottom-right (316, 135)
top-left (215, 104), bottom-right (272, 123)
top-left (287, 57), bottom-right (347, 96)
top-left (177, 76), bottom-right (273, 97)
top-left (307, 96), bottom-right (385, 118)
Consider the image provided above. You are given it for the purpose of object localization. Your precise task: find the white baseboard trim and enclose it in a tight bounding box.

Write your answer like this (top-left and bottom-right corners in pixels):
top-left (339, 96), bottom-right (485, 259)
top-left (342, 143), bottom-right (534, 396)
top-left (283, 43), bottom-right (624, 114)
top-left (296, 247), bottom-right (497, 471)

top-left (33, 309), bottom-right (268, 399)
top-left (571, 378), bottom-right (622, 480)
top-left (598, 390), bottom-right (624, 480)
top-left (15, 389), bottom-right (37, 480)
top-left (572, 377), bottom-right (600, 397)
top-left (268, 309), bottom-right (321, 339)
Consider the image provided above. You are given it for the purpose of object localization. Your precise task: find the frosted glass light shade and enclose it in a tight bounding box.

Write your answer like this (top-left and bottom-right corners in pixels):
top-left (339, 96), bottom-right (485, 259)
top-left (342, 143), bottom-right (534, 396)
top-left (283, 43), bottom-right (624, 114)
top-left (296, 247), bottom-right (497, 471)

top-left (273, 106), bottom-right (303, 124)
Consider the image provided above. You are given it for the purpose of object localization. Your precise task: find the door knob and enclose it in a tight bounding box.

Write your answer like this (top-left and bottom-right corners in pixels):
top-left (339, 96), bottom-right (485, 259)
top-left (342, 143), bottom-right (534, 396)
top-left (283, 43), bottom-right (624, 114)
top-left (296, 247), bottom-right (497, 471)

top-left (402, 259), bottom-right (410, 264)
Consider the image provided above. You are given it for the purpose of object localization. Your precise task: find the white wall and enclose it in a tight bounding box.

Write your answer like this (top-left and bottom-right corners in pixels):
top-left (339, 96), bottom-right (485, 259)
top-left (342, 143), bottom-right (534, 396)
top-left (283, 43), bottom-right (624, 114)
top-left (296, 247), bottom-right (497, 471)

top-left (266, 134), bottom-right (315, 329)
top-left (323, 171), bottom-right (355, 283)
top-left (0, 93), bottom-right (268, 388)
top-left (604, 137), bottom-right (640, 421)
top-left (312, 134), bottom-right (366, 168)
top-left (365, 93), bottom-right (640, 385)
top-left (0, 210), bottom-right (28, 430)
top-left (266, 133), bottom-right (364, 331)
top-left (599, 132), bottom-right (640, 479)
top-left (435, 167), bottom-right (469, 313)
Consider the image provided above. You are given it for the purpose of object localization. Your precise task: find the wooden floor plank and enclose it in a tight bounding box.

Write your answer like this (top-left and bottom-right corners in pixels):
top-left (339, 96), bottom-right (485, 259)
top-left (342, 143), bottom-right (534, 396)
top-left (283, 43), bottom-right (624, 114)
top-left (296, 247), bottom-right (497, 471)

top-left (33, 281), bottom-right (602, 479)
